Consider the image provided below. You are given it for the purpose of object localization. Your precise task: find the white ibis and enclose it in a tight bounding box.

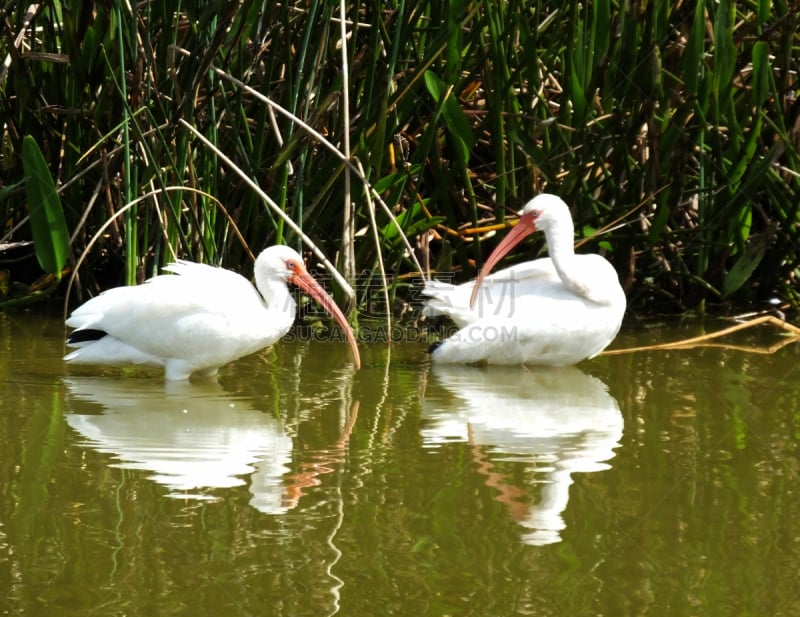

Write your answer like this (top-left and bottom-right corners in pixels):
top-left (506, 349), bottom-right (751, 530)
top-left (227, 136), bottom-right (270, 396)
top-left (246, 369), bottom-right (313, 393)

top-left (65, 245), bottom-right (361, 380)
top-left (423, 194), bottom-right (626, 365)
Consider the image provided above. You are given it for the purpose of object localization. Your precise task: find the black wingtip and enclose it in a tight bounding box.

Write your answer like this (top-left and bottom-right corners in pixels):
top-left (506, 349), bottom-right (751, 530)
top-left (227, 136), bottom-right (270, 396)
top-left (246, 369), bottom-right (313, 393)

top-left (67, 328), bottom-right (108, 345)
top-left (427, 340), bottom-right (443, 354)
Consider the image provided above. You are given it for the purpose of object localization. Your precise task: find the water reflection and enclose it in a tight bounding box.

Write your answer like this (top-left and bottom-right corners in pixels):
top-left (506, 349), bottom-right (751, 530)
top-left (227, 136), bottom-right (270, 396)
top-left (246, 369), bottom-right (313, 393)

top-left (64, 378), bottom-right (295, 513)
top-left (422, 365), bottom-right (623, 545)
top-left (5, 315), bottom-right (800, 615)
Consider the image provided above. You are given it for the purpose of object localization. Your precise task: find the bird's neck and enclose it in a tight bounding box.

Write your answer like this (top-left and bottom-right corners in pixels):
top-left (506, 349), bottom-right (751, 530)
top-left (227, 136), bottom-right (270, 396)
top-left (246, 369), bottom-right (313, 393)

top-left (544, 219), bottom-right (574, 271)
top-left (543, 220), bottom-right (586, 296)
top-left (260, 279), bottom-right (296, 330)
top-left (545, 219), bottom-right (618, 305)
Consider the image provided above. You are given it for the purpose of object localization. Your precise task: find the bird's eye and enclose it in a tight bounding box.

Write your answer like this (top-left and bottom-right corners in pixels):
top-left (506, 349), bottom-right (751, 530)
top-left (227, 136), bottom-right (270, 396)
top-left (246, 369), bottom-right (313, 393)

top-left (530, 209), bottom-right (541, 218)
top-left (286, 260), bottom-right (298, 270)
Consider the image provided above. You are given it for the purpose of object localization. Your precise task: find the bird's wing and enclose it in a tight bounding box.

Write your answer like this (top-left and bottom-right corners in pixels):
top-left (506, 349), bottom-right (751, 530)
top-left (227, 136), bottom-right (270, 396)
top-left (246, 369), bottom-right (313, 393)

top-left (66, 264), bottom-right (263, 359)
top-left (430, 279), bottom-right (623, 366)
top-left (423, 259), bottom-right (560, 327)
top-left (561, 254), bottom-right (626, 305)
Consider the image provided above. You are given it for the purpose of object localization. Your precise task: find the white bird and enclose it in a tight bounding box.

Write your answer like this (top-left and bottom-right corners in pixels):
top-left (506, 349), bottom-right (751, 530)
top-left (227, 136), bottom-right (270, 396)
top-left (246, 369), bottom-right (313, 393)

top-left (423, 193), bottom-right (626, 365)
top-left (65, 245), bottom-right (360, 380)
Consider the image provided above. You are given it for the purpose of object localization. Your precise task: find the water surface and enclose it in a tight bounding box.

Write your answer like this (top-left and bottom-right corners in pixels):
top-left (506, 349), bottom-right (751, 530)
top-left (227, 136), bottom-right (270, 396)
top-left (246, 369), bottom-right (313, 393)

top-left (2, 311), bottom-right (800, 616)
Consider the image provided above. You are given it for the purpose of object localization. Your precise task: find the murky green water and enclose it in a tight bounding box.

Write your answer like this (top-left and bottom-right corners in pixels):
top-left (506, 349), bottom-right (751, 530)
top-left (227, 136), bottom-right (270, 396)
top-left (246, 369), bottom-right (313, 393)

top-left (2, 310), bottom-right (800, 616)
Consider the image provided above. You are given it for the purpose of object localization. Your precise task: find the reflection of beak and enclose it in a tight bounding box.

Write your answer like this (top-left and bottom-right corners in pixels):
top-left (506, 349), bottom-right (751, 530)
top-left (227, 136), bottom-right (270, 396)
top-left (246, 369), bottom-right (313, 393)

top-left (469, 211), bottom-right (537, 309)
top-left (290, 267), bottom-right (361, 370)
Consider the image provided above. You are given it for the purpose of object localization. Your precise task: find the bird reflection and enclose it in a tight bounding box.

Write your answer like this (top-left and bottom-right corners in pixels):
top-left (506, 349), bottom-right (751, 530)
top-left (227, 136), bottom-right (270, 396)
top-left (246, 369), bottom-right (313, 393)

top-left (422, 365), bottom-right (623, 545)
top-left (63, 377), bottom-right (294, 513)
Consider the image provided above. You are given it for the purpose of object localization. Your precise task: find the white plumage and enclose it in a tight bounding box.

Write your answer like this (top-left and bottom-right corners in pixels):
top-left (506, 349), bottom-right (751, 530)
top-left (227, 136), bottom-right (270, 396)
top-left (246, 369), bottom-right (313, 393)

top-left (65, 245), bottom-right (360, 380)
top-left (424, 194), bottom-right (626, 366)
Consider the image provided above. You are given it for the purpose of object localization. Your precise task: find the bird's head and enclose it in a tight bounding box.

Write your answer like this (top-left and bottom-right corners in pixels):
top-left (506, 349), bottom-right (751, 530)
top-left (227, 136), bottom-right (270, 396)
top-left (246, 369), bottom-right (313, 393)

top-left (516, 193), bottom-right (571, 233)
top-left (469, 194), bottom-right (570, 308)
top-left (255, 246), bottom-right (361, 370)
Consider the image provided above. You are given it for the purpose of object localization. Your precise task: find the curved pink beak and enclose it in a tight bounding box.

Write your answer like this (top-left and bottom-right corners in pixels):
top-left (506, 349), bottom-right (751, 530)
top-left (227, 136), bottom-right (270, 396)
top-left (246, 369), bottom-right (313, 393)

top-left (290, 267), bottom-right (361, 370)
top-left (469, 210), bottom-right (538, 309)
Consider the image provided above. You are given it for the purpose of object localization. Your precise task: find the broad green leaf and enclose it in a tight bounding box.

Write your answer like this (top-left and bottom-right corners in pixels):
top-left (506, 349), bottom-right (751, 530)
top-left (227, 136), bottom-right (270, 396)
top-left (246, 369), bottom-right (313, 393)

top-left (757, 0), bottom-right (771, 24)
top-left (380, 200), bottom-right (443, 247)
top-left (592, 0), bottom-right (611, 65)
top-left (569, 20), bottom-right (588, 120)
top-left (445, 0), bottom-right (466, 81)
top-left (751, 41), bottom-right (770, 108)
top-left (648, 198), bottom-right (671, 243)
top-left (712, 0), bottom-right (736, 101)
top-left (723, 233), bottom-right (768, 297)
top-left (402, 216), bottom-right (446, 240)
top-left (424, 70), bottom-right (474, 166)
top-left (728, 113), bottom-right (763, 189)
top-left (22, 136), bottom-right (70, 279)
top-left (373, 164), bottom-right (423, 194)
top-left (382, 201), bottom-right (425, 241)
top-left (573, 20), bottom-right (587, 91)
top-left (569, 62), bottom-right (587, 120)
top-left (682, 0), bottom-right (706, 97)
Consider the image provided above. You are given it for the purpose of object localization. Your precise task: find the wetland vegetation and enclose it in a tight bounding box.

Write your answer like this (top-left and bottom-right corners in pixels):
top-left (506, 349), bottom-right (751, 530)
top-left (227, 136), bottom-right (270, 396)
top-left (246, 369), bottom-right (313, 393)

top-left (1, 0), bottom-right (799, 321)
